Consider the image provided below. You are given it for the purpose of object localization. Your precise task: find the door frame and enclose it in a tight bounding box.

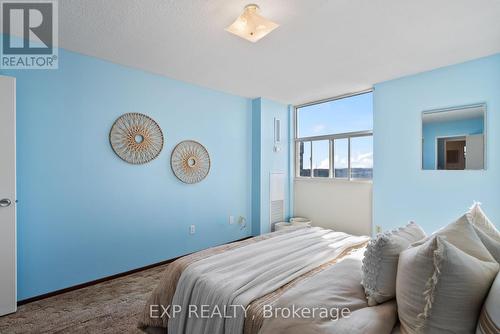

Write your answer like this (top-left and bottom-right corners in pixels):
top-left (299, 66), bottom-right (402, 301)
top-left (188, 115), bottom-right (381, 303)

top-left (444, 137), bottom-right (466, 170)
top-left (434, 134), bottom-right (467, 170)
top-left (0, 75), bottom-right (16, 316)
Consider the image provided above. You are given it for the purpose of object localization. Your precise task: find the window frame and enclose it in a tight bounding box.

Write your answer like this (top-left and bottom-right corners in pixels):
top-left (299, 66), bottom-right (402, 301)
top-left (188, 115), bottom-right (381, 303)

top-left (294, 89), bottom-right (373, 182)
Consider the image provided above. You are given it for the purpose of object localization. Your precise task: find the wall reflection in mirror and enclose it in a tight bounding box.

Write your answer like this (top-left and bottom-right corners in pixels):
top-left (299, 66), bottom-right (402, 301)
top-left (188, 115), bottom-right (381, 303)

top-left (422, 104), bottom-right (486, 170)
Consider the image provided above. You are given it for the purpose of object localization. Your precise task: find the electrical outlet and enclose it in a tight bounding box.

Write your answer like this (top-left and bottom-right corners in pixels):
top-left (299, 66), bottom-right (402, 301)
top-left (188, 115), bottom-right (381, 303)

top-left (229, 216), bottom-right (235, 224)
top-left (189, 224), bottom-right (196, 235)
top-left (375, 225), bottom-right (382, 234)
top-left (238, 216), bottom-right (247, 229)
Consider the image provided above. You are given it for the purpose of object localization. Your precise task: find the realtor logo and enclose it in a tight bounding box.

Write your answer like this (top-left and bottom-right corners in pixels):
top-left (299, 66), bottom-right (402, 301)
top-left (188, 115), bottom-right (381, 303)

top-left (1, 0), bottom-right (58, 69)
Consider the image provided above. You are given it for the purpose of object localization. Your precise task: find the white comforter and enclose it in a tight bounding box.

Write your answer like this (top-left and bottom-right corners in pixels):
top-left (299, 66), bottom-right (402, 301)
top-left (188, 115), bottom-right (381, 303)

top-left (168, 227), bottom-right (369, 334)
top-left (259, 249), bottom-right (398, 334)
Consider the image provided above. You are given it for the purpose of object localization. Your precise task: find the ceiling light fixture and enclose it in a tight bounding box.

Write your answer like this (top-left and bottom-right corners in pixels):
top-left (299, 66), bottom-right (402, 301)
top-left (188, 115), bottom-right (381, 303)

top-left (226, 4), bottom-right (279, 43)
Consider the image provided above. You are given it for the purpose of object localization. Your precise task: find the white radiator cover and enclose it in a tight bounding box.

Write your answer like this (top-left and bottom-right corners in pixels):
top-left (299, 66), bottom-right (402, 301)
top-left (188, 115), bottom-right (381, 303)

top-left (270, 172), bottom-right (285, 230)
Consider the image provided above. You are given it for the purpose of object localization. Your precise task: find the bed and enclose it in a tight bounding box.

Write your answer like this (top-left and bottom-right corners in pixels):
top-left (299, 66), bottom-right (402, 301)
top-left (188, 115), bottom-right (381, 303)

top-left (138, 227), bottom-right (399, 334)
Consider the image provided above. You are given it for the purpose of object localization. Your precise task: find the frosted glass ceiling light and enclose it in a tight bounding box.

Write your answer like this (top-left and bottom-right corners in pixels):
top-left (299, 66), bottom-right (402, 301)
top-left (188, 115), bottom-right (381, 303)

top-left (226, 4), bottom-right (279, 43)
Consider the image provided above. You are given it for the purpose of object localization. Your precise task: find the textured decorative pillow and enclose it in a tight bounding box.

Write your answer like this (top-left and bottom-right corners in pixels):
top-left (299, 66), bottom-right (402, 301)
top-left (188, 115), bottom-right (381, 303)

top-left (468, 203), bottom-right (500, 240)
top-left (397, 233), bottom-right (499, 334)
top-left (472, 226), bottom-right (500, 264)
top-left (411, 214), bottom-right (495, 261)
top-left (361, 222), bottom-right (426, 306)
top-left (467, 203), bottom-right (500, 263)
top-left (477, 273), bottom-right (500, 334)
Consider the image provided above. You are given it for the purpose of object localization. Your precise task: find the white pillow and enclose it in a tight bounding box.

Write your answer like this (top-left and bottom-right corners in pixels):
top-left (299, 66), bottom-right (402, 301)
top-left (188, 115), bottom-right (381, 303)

top-left (468, 203), bottom-right (500, 241)
top-left (397, 220), bottom-right (499, 334)
top-left (472, 226), bottom-right (500, 264)
top-left (361, 222), bottom-right (426, 306)
top-left (411, 215), bottom-right (495, 261)
top-left (467, 203), bottom-right (500, 263)
top-left (476, 273), bottom-right (500, 334)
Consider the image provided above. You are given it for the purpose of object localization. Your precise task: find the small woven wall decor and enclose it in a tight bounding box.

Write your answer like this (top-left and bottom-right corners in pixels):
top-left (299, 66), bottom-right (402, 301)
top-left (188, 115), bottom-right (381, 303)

top-left (109, 113), bottom-right (164, 164)
top-left (171, 140), bottom-right (210, 184)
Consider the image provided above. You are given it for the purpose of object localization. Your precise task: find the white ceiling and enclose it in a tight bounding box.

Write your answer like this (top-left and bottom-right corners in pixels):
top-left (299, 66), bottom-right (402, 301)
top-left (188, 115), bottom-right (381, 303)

top-left (25, 1), bottom-right (500, 104)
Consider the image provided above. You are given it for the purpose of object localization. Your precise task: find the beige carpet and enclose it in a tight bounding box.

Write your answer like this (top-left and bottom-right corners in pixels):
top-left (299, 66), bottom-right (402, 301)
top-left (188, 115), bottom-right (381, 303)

top-left (0, 264), bottom-right (168, 334)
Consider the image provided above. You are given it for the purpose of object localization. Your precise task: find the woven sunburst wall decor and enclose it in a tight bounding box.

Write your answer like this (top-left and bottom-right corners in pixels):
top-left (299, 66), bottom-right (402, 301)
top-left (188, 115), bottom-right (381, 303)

top-left (171, 140), bottom-right (210, 184)
top-left (109, 113), bottom-right (164, 164)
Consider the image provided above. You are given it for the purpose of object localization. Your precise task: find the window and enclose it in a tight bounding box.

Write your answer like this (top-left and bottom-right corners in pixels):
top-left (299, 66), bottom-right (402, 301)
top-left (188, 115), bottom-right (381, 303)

top-left (298, 141), bottom-right (311, 177)
top-left (350, 136), bottom-right (373, 179)
top-left (295, 91), bottom-right (373, 180)
top-left (312, 140), bottom-right (330, 177)
top-left (333, 138), bottom-right (348, 178)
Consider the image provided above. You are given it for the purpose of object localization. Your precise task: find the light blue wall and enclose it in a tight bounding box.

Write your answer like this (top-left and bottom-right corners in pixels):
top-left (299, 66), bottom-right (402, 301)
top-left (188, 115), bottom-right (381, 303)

top-left (422, 117), bottom-right (484, 169)
top-left (251, 99), bottom-right (262, 236)
top-left (287, 105), bottom-right (295, 217)
top-left (1, 46), bottom-right (288, 300)
top-left (251, 98), bottom-right (291, 235)
top-left (373, 54), bottom-right (500, 233)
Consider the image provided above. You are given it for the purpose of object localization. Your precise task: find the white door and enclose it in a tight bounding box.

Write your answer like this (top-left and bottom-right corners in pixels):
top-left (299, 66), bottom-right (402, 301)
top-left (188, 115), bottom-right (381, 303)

top-left (466, 134), bottom-right (484, 170)
top-left (0, 76), bottom-right (16, 316)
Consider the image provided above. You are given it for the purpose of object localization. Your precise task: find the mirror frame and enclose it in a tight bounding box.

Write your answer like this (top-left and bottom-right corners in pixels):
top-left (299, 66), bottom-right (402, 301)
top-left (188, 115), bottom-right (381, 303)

top-left (421, 103), bottom-right (487, 171)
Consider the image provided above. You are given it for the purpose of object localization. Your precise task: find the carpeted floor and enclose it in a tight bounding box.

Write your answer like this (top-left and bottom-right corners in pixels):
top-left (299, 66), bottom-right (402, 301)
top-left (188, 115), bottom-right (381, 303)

top-left (0, 263), bottom-right (168, 334)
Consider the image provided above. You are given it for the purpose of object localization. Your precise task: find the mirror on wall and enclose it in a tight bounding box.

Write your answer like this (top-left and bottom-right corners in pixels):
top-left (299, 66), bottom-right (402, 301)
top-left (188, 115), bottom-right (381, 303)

top-left (422, 104), bottom-right (486, 170)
